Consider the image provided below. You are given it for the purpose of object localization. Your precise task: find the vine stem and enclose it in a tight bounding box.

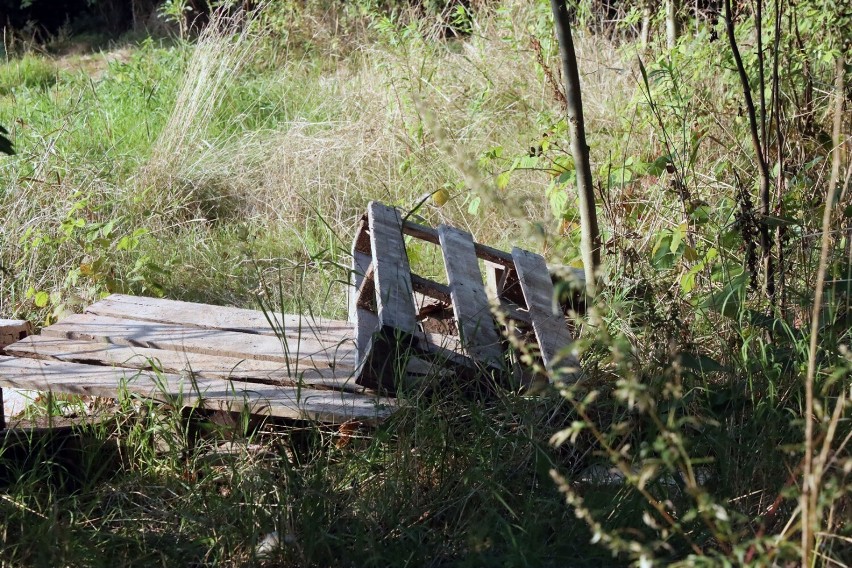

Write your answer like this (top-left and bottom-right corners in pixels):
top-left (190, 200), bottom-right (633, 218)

top-left (724, 0), bottom-right (774, 300)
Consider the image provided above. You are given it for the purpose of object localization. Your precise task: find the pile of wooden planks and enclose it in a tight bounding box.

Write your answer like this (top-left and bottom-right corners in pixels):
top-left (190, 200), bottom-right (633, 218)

top-left (0, 201), bottom-right (580, 430)
top-left (0, 295), bottom-right (395, 427)
top-left (350, 201), bottom-right (581, 391)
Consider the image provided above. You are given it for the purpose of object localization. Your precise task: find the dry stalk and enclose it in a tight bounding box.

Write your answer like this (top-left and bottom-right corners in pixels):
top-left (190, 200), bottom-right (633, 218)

top-left (800, 53), bottom-right (845, 566)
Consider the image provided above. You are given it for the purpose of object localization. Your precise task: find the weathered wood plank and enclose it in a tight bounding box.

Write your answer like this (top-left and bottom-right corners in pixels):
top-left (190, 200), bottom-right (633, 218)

top-left (402, 219), bottom-right (514, 267)
top-left (1, 319), bottom-right (32, 351)
top-left (438, 226), bottom-right (503, 367)
top-left (367, 202), bottom-right (417, 334)
top-left (351, 247), bottom-right (380, 365)
top-left (350, 249), bottom-right (373, 320)
top-left (0, 356), bottom-right (395, 423)
top-left (86, 294), bottom-right (351, 344)
top-left (511, 248), bottom-right (580, 380)
top-left (41, 314), bottom-right (357, 369)
top-left (6, 336), bottom-right (360, 391)
top-left (410, 274), bottom-right (452, 304)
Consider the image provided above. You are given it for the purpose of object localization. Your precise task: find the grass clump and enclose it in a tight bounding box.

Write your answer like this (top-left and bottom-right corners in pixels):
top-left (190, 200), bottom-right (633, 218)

top-left (0, 54), bottom-right (58, 95)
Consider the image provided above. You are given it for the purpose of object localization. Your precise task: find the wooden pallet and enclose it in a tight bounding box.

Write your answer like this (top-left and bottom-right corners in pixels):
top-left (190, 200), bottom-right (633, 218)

top-left (0, 295), bottom-right (395, 426)
top-left (349, 201), bottom-right (581, 391)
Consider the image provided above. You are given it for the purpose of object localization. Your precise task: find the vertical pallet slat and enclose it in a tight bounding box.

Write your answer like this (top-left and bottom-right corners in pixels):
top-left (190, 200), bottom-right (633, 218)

top-left (349, 216), bottom-right (371, 324)
top-left (352, 251), bottom-right (379, 364)
top-left (438, 226), bottom-right (504, 368)
top-left (350, 215), bottom-right (379, 364)
top-left (355, 202), bottom-right (419, 390)
top-left (367, 202), bottom-right (417, 334)
top-left (511, 248), bottom-right (580, 381)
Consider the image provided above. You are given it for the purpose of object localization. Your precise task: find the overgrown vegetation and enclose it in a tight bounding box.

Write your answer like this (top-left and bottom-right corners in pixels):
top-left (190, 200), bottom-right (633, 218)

top-left (0, 0), bottom-right (849, 565)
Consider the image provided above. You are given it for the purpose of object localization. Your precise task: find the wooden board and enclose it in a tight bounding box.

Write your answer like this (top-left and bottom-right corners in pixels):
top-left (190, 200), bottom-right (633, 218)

top-left (352, 250), bottom-right (380, 365)
top-left (438, 225), bottom-right (503, 367)
top-left (6, 335), bottom-right (360, 392)
top-left (402, 219), bottom-right (514, 268)
top-left (511, 248), bottom-right (580, 380)
top-left (1, 319), bottom-right (32, 350)
top-left (86, 294), bottom-right (351, 344)
top-left (349, 219), bottom-right (373, 323)
top-left (0, 356), bottom-right (394, 423)
top-left (367, 202), bottom-right (417, 334)
top-left (41, 313), bottom-right (357, 369)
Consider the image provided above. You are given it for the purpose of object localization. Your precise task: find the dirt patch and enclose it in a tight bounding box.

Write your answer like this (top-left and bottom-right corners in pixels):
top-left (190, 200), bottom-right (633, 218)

top-left (53, 47), bottom-right (134, 80)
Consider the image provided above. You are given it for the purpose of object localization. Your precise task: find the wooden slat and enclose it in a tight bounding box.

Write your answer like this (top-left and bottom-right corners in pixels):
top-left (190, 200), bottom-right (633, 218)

top-left (86, 294), bottom-right (351, 344)
top-left (0, 356), bottom-right (395, 423)
top-left (1, 319), bottom-right (32, 350)
top-left (438, 226), bottom-right (503, 367)
top-left (41, 314), bottom-right (357, 369)
top-left (350, 248), bottom-right (373, 320)
top-left (351, 247), bottom-right (380, 365)
top-left (349, 214), bottom-right (372, 325)
top-left (367, 202), bottom-right (417, 333)
top-left (6, 336), bottom-right (360, 392)
top-left (410, 274), bottom-right (452, 304)
top-left (402, 219), bottom-right (514, 267)
top-left (511, 248), bottom-right (580, 380)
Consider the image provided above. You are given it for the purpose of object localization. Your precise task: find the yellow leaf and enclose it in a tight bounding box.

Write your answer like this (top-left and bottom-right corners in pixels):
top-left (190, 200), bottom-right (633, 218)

top-left (432, 188), bottom-right (450, 207)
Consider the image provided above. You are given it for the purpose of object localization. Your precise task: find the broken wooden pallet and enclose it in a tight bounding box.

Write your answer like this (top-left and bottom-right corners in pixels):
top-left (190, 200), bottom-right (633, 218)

top-left (349, 201), bottom-right (581, 391)
top-left (0, 295), bottom-right (395, 426)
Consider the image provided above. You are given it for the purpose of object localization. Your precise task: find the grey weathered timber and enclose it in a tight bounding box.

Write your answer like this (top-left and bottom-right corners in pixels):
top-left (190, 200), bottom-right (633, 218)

top-left (352, 250), bottom-right (380, 364)
top-left (86, 294), bottom-right (350, 344)
top-left (511, 247), bottom-right (579, 380)
top-left (0, 356), bottom-right (394, 423)
top-left (1, 319), bottom-right (32, 351)
top-left (367, 202), bottom-right (418, 334)
top-left (7, 335), bottom-right (359, 391)
top-left (438, 226), bottom-right (503, 367)
top-left (402, 219), bottom-right (514, 268)
top-left (410, 274), bottom-right (452, 304)
top-left (41, 313), bottom-right (357, 369)
top-left (0, 319), bottom-right (32, 429)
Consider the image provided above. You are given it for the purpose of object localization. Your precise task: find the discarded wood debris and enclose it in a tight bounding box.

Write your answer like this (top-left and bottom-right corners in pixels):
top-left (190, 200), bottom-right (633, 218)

top-left (350, 201), bottom-right (581, 392)
top-left (0, 295), bottom-right (395, 427)
top-left (0, 200), bottom-right (580, 431)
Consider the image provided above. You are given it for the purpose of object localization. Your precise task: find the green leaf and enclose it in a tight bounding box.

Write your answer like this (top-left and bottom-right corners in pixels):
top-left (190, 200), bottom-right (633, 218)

top-left (702, 274), bottom-right (748, 319)
top-left (680, 271), bottom-right (696, 294)
top-left (495, 171), bottom-right (511, 190)
top-left (34, 291), bottom-right (49, 308)
top-left (677, 352), bottom-right (730, 374)
top-left (651, 231), bottom-right (676, 270)
top-left (467, 196), bottom-right (481, 215)
top-left (669, 223), bottom-right (686, 255)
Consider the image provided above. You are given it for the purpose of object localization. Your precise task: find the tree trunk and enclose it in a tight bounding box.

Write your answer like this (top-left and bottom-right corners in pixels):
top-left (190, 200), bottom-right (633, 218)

top-left (666, 0), bottom-right (680, 49)
top-left (640, 0), bottom-right (653, 50)
top-left (550, 0), bottom-right (601, 295)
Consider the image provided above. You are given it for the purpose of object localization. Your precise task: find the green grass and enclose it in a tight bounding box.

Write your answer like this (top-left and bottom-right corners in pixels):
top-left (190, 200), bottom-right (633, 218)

top-left (0, 1), bottom-right (849, 565)
top-left (0, 54), bottom-right (58, 95)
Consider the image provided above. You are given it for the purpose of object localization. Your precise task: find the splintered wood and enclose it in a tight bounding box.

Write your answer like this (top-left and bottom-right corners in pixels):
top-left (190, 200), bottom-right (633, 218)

top-left (350, 200), bottom-right (581, 391)
top-left (0, 295), bottom-right (395, 424)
